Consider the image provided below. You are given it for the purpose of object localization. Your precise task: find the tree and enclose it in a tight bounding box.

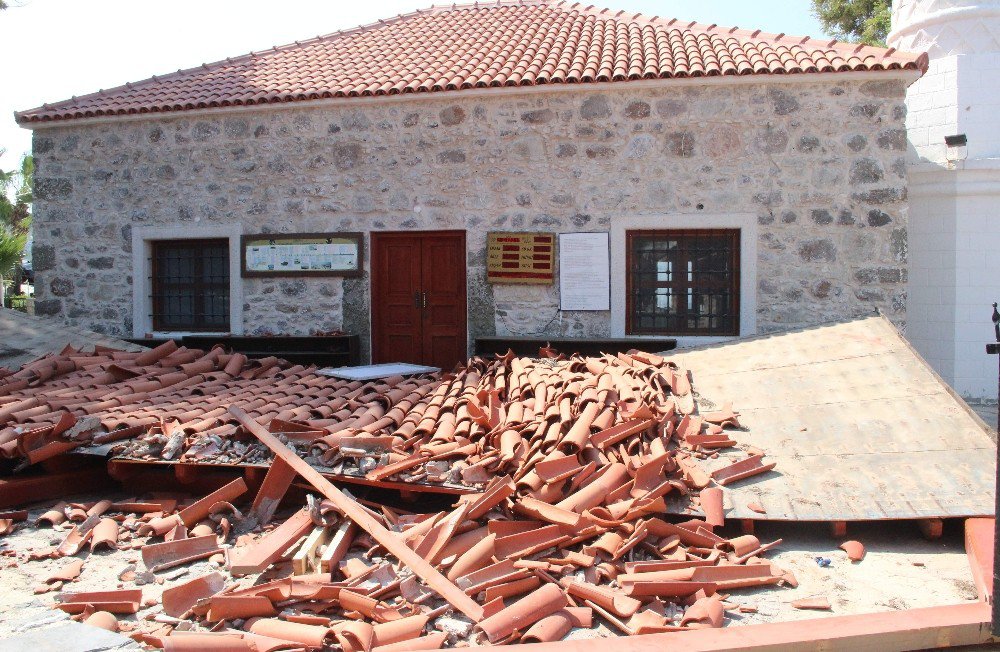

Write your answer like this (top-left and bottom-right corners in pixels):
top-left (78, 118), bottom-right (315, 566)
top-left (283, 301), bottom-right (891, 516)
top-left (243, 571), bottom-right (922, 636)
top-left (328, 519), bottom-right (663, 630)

top-left (0, 153), bottom-right (32, 237)
top-left (0, 231), bottom-right (27, 308)
top-left (811, 0), bottom-right (891, 47)
top-left (0, 152), bottom-right (32, 308)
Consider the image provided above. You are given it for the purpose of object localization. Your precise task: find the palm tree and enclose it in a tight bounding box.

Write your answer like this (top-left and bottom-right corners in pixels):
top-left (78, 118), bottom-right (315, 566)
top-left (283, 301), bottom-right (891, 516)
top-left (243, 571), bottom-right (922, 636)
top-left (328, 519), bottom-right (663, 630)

top-left (0, 153), bottom-right (32, 237)
top-left (0, 152), bottom-right (31, 308)
top-left (0, 230), bottom-right (26, 308)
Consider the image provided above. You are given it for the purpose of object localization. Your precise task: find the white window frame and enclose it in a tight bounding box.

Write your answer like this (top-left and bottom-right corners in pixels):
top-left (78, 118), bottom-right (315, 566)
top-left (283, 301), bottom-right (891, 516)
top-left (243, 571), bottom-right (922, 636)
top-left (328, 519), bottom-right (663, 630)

top-left (132, 224), bottom-right (244, 338)
top-left (609, 213), bottom-right (757, 347)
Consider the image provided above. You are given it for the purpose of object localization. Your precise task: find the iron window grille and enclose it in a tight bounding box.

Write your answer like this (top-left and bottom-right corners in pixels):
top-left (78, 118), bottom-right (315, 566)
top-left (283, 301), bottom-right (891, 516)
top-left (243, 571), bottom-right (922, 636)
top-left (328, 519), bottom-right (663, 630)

top-left (150, 239), bottom-right (230, 332)
top-left (626, 229), bottom-right (740, 336)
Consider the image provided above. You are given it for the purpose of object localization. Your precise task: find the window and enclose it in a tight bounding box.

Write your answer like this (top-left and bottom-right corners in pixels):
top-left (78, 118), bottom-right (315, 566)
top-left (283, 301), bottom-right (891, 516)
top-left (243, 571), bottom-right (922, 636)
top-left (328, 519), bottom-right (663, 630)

top-left (626, 229), bottom-right (740, 336)
top-left (151, 239), bottom-right (230, 331)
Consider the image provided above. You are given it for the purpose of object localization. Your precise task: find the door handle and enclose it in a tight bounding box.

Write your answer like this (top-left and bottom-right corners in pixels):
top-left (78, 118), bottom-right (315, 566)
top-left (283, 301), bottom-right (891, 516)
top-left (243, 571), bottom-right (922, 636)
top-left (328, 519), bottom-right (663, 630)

top-left (422, 292), bottom-right (428, 308)
top-left (413, 291), bottom-right (421, 308)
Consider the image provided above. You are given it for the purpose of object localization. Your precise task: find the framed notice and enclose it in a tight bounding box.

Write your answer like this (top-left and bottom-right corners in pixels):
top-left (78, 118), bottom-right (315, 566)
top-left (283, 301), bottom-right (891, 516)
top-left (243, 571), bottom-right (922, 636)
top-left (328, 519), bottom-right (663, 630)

top-left (486, 232), bottom-right (555, 284)
top-left (241, 232), bottom-right (363, 278)
top-left (559, 232), bottom-right (610, 311)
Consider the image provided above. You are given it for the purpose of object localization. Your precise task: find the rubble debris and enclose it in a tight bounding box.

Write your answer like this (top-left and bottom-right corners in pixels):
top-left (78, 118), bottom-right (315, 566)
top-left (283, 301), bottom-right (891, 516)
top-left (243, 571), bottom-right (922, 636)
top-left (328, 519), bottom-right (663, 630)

top-left (0, 345), bottom-right (772, 500)
top-left (0, 343), bottom-right (801, 647)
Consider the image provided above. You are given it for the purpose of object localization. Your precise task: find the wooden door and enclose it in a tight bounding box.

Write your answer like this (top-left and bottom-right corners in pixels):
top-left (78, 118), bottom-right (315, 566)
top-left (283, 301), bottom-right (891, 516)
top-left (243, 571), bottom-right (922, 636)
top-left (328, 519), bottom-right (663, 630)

top-left (371, 232), bottom-right (467, 369)
top-left (371, 234), bottom-right (423, 365)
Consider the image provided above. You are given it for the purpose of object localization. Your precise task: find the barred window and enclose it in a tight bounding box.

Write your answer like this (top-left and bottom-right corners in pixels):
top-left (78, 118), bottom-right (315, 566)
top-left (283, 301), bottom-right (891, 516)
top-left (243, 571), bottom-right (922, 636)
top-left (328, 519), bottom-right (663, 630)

top-left (150, 239), bottom-right (230, 332)
top-left (626, 230), bottom-right (740, 336)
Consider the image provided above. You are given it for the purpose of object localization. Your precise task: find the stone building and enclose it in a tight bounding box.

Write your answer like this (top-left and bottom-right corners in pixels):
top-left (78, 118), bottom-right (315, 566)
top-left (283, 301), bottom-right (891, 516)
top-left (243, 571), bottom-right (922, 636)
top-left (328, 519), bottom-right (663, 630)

top-left (16, 1), bottom-right (925, 367)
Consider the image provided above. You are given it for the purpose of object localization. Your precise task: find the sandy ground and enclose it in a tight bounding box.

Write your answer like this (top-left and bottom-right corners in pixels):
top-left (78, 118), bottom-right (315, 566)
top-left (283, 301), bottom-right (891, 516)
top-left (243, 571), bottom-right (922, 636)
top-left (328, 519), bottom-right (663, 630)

top-left (0, 493), bottom-right (984, 648)
top-left (723, 520), bottom-right (979, 626)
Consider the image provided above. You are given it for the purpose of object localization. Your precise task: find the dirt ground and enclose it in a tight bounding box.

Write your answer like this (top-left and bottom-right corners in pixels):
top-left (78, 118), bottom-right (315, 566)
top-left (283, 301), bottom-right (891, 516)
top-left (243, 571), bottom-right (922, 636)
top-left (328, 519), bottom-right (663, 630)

top-left (0, 490), bottom-right (983, 648)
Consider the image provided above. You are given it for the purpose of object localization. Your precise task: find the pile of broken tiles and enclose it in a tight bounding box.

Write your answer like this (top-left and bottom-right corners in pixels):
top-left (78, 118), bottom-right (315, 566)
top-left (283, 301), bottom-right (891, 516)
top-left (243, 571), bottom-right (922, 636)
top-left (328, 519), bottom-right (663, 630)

top-left (0, 340), bottom-right (786, 649)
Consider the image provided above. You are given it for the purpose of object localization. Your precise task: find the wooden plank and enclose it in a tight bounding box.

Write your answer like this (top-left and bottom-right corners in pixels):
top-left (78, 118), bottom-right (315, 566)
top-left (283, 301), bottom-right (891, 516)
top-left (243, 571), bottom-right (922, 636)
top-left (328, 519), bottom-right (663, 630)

top-left (321, 519), bottom-right (358, 573)
top-left (250, 456), bottom-right (297, 525)
top-left (292, 526), bottom-right (331, 576)
top-left (965, 517), bottom-right (994, 601)
top-left (918, 518), bottom-right (943, 540)
top-left (229, 405), bottom-right (485, 622)
top-left (500, 602), bottom-right (993, 652)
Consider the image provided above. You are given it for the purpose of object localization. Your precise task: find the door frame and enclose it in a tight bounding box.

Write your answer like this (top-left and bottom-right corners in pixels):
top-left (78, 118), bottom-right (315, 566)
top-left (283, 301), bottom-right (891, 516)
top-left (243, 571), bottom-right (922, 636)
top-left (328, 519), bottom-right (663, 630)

top-left (369, 230), bottom-right (468, 365)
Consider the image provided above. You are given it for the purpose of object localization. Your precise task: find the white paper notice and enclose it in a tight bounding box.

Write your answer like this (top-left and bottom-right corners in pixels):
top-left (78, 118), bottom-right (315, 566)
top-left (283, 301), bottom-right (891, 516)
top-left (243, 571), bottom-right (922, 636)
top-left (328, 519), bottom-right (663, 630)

top-left (559, 232), bottom-right (610, 311)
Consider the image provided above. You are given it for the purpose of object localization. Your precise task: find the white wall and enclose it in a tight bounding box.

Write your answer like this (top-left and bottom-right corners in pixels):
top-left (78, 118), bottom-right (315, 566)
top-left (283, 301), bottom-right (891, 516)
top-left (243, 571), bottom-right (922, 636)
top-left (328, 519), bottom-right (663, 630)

top-left (906, 175), bottom-right (958, 381)
top-left (908, 165), bottom-right (1000, 399)
top-left (891, 0), bottom-right (1000, 400)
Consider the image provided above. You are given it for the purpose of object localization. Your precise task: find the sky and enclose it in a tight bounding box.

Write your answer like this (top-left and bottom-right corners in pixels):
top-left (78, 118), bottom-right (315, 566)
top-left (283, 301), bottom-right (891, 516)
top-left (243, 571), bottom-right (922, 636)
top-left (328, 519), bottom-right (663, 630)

top-left (0, 0), bottom-right (829, 171)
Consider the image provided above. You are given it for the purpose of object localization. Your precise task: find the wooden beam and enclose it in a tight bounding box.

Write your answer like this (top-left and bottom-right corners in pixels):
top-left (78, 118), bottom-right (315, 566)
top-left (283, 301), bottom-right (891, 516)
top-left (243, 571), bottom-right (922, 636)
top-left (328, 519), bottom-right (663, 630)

top-left (500, 602), bottom-right (993, 651)
top-left (229, 406), bottom-right (485, 622)
top-left (918, 518), bottom-right (943, 541)
top-left (292, 526), bottom-right (331, 575)
top-left (966, 517), bottom-right (994, 602)
top-left (250, 456), bottom-right (297, 526)
top-left (321, 519), bottom-right (358, 574)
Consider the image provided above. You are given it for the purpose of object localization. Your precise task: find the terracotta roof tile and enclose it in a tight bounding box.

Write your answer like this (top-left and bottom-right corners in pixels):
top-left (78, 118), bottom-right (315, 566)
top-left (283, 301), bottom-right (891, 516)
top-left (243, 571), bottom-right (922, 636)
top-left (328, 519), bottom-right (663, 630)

top-left (16, 0), bottom-right (926, 125)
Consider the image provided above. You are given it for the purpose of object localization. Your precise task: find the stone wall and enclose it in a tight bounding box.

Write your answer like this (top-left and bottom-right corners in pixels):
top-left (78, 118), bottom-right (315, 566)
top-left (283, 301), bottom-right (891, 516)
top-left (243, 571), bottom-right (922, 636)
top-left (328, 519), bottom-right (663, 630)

top-left (29, 76), bottom-right (911, 356)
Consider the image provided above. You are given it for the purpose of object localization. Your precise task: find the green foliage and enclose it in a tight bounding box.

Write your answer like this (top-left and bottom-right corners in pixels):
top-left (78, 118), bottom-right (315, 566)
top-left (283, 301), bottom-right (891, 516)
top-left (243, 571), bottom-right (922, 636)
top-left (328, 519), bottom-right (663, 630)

top-left (811, 0), bottom-right (892, 46)
top-left (0, 153), bottom-right (32, 237)
top-left (0, 229), bottom-right (26, 279)
top-left (0, 152), bottom-right (32, 295)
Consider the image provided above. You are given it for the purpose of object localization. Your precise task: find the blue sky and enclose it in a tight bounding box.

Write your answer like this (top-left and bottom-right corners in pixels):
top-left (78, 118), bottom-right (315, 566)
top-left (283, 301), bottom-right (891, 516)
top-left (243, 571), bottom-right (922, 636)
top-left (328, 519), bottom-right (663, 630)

top-left (0, 1), bottom-right (828, 170)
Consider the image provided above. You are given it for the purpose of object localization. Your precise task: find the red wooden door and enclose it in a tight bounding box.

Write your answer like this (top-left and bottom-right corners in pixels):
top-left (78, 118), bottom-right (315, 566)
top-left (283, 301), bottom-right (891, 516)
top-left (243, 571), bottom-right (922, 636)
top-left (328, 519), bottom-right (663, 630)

top-left (371, 234), bottom-right (423, 365)
top-left (371, 232), bottom-right (467, 369)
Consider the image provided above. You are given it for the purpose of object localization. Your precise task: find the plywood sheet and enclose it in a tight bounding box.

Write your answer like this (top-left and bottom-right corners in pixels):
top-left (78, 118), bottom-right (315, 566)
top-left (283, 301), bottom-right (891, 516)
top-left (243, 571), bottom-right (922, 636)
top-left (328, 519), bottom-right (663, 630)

top-left (668, 315), bottom-right (996, 521)
top-left (0, 310), bottom-right (145, 371)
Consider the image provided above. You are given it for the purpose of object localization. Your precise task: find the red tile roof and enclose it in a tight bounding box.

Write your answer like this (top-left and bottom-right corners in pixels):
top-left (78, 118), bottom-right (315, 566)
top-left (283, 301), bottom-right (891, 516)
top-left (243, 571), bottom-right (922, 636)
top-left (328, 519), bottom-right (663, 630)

top-left (16, 0), bottom-right (926, 125)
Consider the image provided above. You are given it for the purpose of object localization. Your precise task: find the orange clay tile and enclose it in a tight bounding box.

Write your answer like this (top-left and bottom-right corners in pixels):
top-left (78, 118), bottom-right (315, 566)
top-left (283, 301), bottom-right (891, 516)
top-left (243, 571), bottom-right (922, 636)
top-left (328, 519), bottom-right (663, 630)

top-left (162, 572), bottom-right (226, 617)
top-left (207, 595), bottom-right (278, 621)
top-left (249, 618), bottom-right (333, 648)
top-left (55, 588), bottom-right (143, 614)
top-left (142, 534), bottom-right (221, 572)
top-left (228, 509), bottom-right (314, 576)
top-left (36, 501), bottom-right (68, 526)
top-left (680, 596), bottom-right (725, 628)
top-left (698, 487), bottom-right (725, 528)
top-left (560, 579), bottom-right (642, 618)
top-left (840, 540), bottom-right (866, 562)
top-left (44, 558), bottom-right (84, 584)
top-left (89, 517), bottom-right (119, 551)
top-left (161, 632), bottom-right (253, 651)
top-left (710, 454), bottom-right (777, 486)
top-left (83, 610), bottom-right (119, 632)
top-left (792, 596), bottom-right (833, 611)
top-left (475, 582), bottom-right (568, 643)
top-left (372, 632), bottom-right (448, 652)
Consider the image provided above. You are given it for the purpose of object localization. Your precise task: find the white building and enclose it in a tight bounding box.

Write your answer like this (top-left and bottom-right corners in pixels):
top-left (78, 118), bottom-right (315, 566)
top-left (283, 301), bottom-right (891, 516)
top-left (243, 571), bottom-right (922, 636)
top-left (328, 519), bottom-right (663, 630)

top-left (890, 0), bottom-right (1000, 400)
